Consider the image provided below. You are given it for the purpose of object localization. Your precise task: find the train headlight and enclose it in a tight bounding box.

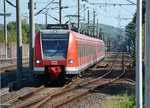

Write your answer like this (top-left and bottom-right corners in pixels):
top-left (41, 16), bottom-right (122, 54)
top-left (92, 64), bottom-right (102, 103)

top-left (53, 30), bottom-right (57, 33)
top-left (68, 59), bottom-right (74, 64)
top-left (36, 60), bottom-right (41, 64)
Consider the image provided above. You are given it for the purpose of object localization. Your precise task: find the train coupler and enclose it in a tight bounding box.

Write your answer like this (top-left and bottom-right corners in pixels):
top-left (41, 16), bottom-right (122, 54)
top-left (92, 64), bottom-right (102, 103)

top-left (48, 67), bottom-right (62, 79)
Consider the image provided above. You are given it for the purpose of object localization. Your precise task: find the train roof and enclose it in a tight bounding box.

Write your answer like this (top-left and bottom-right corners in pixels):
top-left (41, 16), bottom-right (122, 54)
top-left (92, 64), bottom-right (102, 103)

top-left (70, 30), bottom-right (104, 44)
top-left (44, 24), bottom-right (104, 43)
top-left (40, 29), bottom-right (70, 34)
top-left (39, 29), bottom-right (104, 44)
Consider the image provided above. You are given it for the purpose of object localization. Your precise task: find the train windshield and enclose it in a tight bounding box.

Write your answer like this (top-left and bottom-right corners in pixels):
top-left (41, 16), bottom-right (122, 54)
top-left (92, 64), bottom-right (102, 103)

top-left (41, 34), bottom-right (69, 60)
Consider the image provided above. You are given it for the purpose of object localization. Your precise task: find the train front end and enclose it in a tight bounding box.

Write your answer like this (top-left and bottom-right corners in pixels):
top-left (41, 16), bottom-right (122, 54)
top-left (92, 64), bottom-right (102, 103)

top-left (34, 29), bottom-right (69, 81)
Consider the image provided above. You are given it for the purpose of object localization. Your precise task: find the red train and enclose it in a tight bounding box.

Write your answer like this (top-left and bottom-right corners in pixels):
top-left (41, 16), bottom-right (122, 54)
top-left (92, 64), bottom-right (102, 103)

top-left (34, 25), bottom-right (105, 82)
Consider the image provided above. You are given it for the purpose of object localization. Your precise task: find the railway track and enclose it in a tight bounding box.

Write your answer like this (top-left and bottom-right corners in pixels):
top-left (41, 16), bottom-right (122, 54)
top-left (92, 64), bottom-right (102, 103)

top-left (46, 53), bottom-right (125, 108)
top-left (3, 73), bottom-right (82, 108)
top-left (0, 61), bottom-right (29, 73)
top-left (0, 57), bottom-right (29, 65)
top-left (3, 52), bottom-right (121, 108)
top-left (2, 52), bottom-right (125, 108)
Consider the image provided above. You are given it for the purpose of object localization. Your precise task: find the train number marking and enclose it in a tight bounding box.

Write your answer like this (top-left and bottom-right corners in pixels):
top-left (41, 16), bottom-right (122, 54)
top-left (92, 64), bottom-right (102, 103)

top-left (51, 60), bottom-right (58, 65)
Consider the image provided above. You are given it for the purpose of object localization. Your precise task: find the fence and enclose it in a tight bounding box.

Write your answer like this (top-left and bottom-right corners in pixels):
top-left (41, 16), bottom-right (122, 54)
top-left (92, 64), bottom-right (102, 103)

top-left (0, 42), bottom-right (29, 58)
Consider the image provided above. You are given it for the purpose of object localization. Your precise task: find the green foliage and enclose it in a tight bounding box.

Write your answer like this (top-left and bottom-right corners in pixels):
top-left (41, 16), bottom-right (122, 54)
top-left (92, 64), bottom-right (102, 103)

top-left (0, 19), bottom-right (39, 44)
top-left (22, 19), bottom-right (30, 43)
top-left (125, 0), bottom-right (146, 65)
top-left (100, 91), bottom-right (136, 108)
top-left (120, 92), bottom-right (136, 108)
top-left (0, 29), bottom-right (4, 42)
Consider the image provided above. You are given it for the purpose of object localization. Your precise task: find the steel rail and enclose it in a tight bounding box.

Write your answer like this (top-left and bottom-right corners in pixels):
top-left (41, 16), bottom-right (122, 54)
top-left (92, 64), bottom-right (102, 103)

top-left (49, 53), bottom-right (125, 108)
top-left (30, 53), bottom-right (119, 108)
top-left (0, 62), bottom-right (29, 73)
top-left (13, 75), bottom-right (81, 108)
top-left (11, 52), bottom-right (118, 108)
top-left (5, 85), bottom-right (45, 104)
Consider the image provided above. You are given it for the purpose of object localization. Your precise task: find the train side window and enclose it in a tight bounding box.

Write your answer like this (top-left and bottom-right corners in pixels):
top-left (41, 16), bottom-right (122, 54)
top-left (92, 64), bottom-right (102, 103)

top-left (81, 44), bottom-right (82, 65)
top-left (98, 45), bottom-right (100, 53)
top-left (99, 44), bottom-right (100, 52)
top-left (90, 45), bottom-right (91, 55)
top-left (89, 45), bottom-right (91, 55)
top-left (81, 44), bottom-right (82, 57)
top-left (100, 45), bottom-right (101, 52)
top-left (87, 44), bottom-right (89, 55)
top-left (77, 41), bottom-right (79, 57)
top-left (82, 44), bottom-right (84, 64)
top-left (83, 43), bottom-right (84, 64)
top-left (77, 41), bottom-right (80, 66)
top-left (79, 43), bottom-right (80, 65)
top-left (85, 44), bottom-right (86, 57)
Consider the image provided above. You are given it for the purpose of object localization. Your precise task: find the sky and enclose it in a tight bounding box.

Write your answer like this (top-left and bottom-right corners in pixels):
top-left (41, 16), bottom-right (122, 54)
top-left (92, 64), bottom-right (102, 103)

top-left (0, 0), bottom-right (136, 28)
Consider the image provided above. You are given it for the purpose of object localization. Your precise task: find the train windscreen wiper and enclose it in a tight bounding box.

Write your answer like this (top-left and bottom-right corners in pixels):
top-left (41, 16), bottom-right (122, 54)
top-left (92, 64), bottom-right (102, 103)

top-left (50, 46), bottom-right (65, 57)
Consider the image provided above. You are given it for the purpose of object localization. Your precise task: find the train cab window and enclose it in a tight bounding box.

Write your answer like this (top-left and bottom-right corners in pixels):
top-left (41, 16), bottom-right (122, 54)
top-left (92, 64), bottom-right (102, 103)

top-left (41, 33), bottom-right (69, 60)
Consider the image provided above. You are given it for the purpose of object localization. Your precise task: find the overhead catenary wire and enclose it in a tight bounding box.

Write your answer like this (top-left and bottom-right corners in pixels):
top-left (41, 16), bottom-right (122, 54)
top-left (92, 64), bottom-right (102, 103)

top-left (90, 3), bottom-right (136, 6)
top-left (119, 5), bottom-right (134, 15)
top-left (35, 6), bottom-right (59, 22)
top-left (99, 7), bottom-right (119, 20)
top-left (126, 0), bottom-right (136, 5)
top-left (87, 1), bottom-right (135, 22)
top-left (3, 0), bottom-right (135, 28)
top-left (35, 0), bottom-right (55, 16)
top-left (6, 0), bottom-right (16, 8)
top-left (47, 13), bottom-right (59, 22)
top-left (64, 5), bottom-right (85, 23)
top-left (98, 6), bottom-right (133, 22)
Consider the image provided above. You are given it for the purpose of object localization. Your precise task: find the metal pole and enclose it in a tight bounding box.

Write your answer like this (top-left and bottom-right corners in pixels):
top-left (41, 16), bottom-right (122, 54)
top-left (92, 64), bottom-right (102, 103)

top-left (93, 10), bottom-right (96, 37)
top-left (45, 12), bottom-right (47, 25)
top-left (136, 0), bottom-right (142, 107)
top-left (145, 0), bottom-right (150, 107)
top-left (16, 0), bottom-right (22, 88)
top-left (4, 0), bottom-right (7, 58)
top-left (94, 11), bottom-right (96, 36)
top-left (88, 10), bottom-right (90, 36)
top-left (97, 19), bottom-right (99, 37)
top-left (59, 0), bottom-right (62, 24)
top-left (78, 0), bottom-right (80, 32)
top-left (29, 0), bottom-right (35, 80)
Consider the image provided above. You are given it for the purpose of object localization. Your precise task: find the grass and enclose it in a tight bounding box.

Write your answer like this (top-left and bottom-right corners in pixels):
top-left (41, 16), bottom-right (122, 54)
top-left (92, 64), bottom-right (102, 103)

top-left (100, 91), bottom-right (136, 108)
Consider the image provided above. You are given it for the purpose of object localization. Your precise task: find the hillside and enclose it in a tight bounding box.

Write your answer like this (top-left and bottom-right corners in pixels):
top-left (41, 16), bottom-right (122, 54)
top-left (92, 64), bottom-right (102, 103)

top-left (99, 23), bottom-right (125, 37)
top-left (80, 22), bottom-right (125, 38)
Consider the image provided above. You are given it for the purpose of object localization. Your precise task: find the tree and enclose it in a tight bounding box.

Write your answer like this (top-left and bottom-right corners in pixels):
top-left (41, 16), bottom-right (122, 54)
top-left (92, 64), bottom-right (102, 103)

top-left (0, 19), bottom-right (39, 44)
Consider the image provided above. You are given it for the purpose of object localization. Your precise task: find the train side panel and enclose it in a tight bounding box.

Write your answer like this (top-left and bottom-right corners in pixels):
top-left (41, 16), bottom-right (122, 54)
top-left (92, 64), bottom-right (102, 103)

top-left (65, 31), bottom-right (78, 74)
top-left (65, 31), bottom-right (105, 75)
top-left (34, 31), bottom-right (44, 74)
